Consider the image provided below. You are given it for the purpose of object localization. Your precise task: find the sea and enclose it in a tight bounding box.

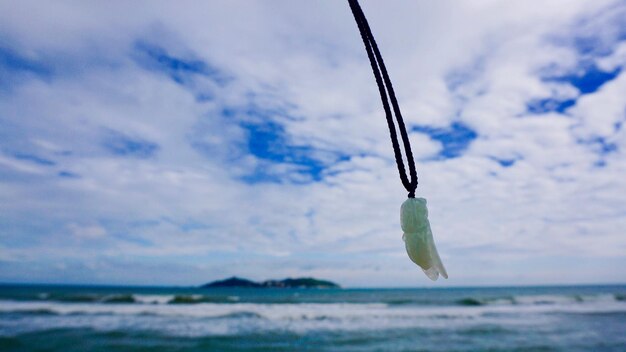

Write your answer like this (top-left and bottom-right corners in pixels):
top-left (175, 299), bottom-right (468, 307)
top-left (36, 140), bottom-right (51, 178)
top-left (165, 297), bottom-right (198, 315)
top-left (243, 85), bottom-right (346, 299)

top-left (0, 284), bottom-right (625, 351)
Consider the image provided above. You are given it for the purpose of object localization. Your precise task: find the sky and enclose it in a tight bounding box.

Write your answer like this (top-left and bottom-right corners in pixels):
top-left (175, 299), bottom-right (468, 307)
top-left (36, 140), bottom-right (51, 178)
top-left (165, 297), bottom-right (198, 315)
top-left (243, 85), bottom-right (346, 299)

top-left (1, 0), bottom-right (625, 288)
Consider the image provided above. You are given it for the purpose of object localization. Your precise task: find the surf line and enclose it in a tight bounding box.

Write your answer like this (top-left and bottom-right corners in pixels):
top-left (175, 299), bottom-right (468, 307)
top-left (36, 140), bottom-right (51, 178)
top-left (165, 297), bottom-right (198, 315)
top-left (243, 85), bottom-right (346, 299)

top-left (347, 0), bottom-right (447, 280)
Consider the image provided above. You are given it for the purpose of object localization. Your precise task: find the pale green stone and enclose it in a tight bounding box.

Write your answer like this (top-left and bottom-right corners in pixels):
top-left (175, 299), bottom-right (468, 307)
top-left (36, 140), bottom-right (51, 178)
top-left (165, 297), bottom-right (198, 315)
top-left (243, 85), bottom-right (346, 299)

top-left (401, 198), bottom-right (448, 281)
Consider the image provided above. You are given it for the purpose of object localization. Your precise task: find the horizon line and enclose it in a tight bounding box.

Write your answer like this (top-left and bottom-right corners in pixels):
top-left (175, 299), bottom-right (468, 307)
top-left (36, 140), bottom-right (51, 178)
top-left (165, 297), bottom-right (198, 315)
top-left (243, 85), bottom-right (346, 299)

top-left (2, 281), bottom-right (625, 290)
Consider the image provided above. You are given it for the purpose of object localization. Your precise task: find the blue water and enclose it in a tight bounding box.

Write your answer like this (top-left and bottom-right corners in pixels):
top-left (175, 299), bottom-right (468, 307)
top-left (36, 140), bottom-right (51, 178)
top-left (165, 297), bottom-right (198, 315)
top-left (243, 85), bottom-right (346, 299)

top-left (1, 284), bottom-right (625, 351)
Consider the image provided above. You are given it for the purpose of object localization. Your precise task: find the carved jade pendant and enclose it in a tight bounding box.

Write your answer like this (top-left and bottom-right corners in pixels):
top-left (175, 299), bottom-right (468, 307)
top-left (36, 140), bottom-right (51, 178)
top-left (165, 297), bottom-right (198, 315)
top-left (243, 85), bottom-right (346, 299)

top-left (401, 198), bottom-right (448, 281)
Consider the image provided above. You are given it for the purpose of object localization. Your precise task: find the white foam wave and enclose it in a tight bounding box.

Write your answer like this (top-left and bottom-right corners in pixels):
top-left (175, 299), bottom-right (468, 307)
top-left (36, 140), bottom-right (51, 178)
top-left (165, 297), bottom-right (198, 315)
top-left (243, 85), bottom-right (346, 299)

top-left (2, 299), bottom-right (625, 319)
top-left (512, 294), bottom-right (618, 305)
top-left (0, 301), bottom-right (390, 319)
top-left (132, 295), bottom-right (174, 305)
top-left (1, 297), bottom-right (625, 337)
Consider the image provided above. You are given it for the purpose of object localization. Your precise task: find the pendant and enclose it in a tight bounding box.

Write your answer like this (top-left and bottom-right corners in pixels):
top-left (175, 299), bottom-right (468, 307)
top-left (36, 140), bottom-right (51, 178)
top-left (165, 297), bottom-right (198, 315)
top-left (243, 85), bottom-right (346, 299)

top-left (401, 198), bottom-right (448, 280)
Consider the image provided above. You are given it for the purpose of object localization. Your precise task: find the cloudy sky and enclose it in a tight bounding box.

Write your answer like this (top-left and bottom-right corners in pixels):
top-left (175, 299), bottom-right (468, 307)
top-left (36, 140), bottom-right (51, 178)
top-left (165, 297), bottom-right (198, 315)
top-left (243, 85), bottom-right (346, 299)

top-left (1, 0), bottom-right (625, 287)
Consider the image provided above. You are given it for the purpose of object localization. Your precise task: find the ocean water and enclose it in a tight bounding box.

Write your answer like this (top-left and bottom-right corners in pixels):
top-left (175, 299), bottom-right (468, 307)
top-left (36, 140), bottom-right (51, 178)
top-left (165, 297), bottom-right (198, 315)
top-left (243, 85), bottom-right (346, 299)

top-left (0, 284), bottom-right (625, 351)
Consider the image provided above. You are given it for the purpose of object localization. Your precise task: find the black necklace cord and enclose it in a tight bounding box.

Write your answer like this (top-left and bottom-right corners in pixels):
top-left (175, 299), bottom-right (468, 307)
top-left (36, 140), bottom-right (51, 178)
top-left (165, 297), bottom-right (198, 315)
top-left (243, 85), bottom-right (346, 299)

top-left (347, 0), bottom-right (418, 198)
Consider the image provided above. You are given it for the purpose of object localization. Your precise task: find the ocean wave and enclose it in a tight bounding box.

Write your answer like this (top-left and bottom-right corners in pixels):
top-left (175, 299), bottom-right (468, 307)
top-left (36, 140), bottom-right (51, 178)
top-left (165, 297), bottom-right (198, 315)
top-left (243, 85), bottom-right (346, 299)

top-left (101, 295), bottom-right (136, 304)
top-left (132, 295), bottom-right (174, 305)
top-left (380, 293), bottom-right (623, 308)
top-left (457, 298), bottom-right (485, 306)
top-left (3, 291), bottom-right (624, 311)
top-left (167, 295), bottom-right (240, 304)
top-left (2, 293), bottom-right (244, 306)
top-left (1, 299), bottom-right (626, 337)
top-left (32, 293), bottom-right (137, 304)
top-left (214, 311), bottom-right (265, 319)
top-left (0, 308), bottom-right (58, 316)
top-left (383, 299), bottom-right (417, 306)
top-left (0, 301), bottom-right (465, 337)
top-left (458, 325), bottom-right (511, 336)
top-left (2, 299), bottom-right (625, 319)
top-left (47, 294), bottom-right (101, 303)
top-left (454, 294), bottom-right (619, 307)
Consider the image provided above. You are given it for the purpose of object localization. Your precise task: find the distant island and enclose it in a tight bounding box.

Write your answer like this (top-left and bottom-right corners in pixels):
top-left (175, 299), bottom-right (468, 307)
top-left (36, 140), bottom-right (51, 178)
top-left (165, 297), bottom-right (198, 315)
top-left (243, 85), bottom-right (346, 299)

top-left (201, 276), bottom-right (340, 289)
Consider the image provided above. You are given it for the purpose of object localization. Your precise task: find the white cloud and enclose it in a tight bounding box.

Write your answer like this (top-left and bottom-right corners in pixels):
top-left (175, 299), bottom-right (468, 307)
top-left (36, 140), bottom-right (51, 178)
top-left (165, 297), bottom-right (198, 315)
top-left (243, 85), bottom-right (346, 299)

top-left (1, 0), bottom-right (625, 287)
top-left (67, 223), bottom-right (107, 239)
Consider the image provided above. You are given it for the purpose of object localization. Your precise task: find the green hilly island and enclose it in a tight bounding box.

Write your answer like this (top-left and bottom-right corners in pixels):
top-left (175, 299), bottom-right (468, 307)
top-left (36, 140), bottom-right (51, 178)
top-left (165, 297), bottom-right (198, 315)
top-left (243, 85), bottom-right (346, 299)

top-left (201, 276), bottom-right (340, 289)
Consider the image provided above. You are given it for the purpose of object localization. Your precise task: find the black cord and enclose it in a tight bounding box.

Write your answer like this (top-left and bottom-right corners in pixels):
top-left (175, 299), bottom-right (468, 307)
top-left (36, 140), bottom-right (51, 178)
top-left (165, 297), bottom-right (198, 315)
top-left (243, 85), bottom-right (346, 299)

top-left (347, 0), bottom-right (418, 198)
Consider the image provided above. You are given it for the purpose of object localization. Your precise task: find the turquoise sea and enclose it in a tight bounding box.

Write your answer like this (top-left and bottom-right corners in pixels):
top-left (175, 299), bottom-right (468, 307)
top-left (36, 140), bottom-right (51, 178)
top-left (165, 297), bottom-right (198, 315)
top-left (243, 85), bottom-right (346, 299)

top-left (1, 284), bottom-right (625, 351)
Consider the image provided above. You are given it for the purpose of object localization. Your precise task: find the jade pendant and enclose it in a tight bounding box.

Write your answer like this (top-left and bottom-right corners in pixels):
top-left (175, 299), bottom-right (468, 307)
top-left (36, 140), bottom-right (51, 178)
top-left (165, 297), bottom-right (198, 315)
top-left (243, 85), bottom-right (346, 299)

top-left (401, 198), bottom-right (448, 280)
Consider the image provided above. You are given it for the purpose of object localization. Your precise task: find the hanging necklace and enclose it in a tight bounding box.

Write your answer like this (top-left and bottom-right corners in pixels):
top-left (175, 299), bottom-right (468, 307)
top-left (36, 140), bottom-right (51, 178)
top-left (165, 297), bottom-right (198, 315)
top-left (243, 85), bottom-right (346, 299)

top-left (347, 0), bottom-right (448, 280)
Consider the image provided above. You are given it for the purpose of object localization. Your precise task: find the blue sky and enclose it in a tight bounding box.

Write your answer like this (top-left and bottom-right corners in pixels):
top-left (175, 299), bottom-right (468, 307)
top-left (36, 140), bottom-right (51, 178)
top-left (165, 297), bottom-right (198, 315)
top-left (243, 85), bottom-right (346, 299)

top-left (1, 0), bottom-right (626, 287)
